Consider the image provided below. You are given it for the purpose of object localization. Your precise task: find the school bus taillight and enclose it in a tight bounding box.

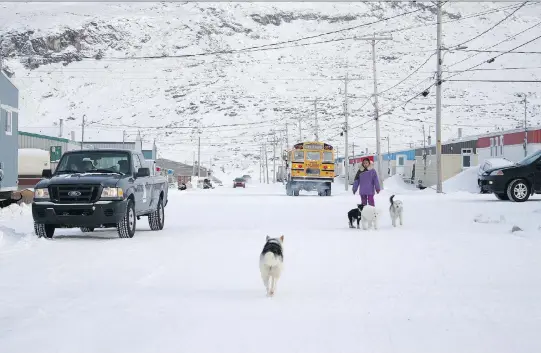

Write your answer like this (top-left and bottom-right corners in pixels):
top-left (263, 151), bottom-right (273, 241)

top-left (297, 164), bottom-right (303, 168)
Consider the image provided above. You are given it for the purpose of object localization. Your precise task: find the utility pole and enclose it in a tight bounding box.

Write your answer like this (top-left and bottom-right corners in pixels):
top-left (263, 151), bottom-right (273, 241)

top-left (344, 72), bottom-right (349, 191)
top-left (314, 99), bottom-right (318, 141)
top-left (259, 144), bottom-right (263, 183)
top-left (304, 98), bottom-right (319, 141)
top-left (81, 114), bottom-right (86, 150)
top-left (122, 130), bottom-right (126, 149)
top-left (304, 98), bottom-right (328, 141)
top-left (59, 118), bottom-right (64, 137)
top-left (387, 134), bottom-right (390, 155)
top-left (295, 116), bottom-right (303, 142)
top-left (197, 135), bottom-right (201, 178)
top-left (435, 1), bottom-right (443, 193)
top-left (272, 132), bottom-right (277, 183)
top-left (192, 151), bottom-right (196, 176)
top-left (523, 94), bottom-right (528, 156)
top-left (264, 143), bottom-right (269, 184)
top-left (354, 34), bottom-right (393, 190)
top-left (285, 122), bottom-right (289, 150)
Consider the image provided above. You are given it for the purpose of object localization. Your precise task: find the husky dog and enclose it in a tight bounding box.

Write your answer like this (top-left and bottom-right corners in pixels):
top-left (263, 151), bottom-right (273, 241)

top-left (389, 195), bottom-right (404, 227)
top-left (259, 235), bottom-right (284, 297)
top-left (348, 204), bottom-right (364, 229)
top-left (360, 204), bottom-right (379, 230)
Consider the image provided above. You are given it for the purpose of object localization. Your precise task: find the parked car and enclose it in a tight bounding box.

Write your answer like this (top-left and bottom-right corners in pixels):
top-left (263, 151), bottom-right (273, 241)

top-left (32, 149), bottom-right (169, 238)
top-left (242, 174), bottom-right (252, 183)
top-left (233, 177), bottom-right (246, 188)
top-left (477, 158), bottom-right (514, 193)
top-left (478, 149), bottom-right (541, 202)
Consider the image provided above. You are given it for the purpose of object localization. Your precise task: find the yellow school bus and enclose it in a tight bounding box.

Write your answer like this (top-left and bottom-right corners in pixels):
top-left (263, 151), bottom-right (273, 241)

top-left (284, 141), bottom-right (335, 196)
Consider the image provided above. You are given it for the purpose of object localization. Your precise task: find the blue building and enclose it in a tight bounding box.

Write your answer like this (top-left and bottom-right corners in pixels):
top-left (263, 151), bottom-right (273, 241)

top-left (381, 148), bottom-right (416, 180)
top-left (0, 71), bottom-right (19, 192)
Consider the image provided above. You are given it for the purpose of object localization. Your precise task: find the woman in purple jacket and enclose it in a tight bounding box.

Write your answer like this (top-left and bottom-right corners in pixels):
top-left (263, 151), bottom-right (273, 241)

top-left (352, 158), bottom-right (381, 206)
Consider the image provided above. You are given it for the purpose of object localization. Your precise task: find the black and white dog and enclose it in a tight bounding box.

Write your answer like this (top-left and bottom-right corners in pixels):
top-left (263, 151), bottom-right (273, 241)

top-left (348, 204), bottom-right (379, 230)
top-left (259, 235), bottom-right (284, 297)
top-left (348, 204), bottom-right (364, 229)
top-left (389, 195), bottom-right (404, 227)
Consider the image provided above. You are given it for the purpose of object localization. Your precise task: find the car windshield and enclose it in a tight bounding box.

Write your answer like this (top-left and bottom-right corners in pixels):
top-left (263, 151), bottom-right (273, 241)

top-left (235, 178), bottom-right (244, 182)
top-left (56, 151), bottom-right (130, 175)
top-left (516, 150), bottom-right (541, 166)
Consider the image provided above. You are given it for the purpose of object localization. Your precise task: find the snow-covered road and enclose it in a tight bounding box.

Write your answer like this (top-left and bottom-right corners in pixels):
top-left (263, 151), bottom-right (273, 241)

top-left (1, 182), bottom-right (541, 353)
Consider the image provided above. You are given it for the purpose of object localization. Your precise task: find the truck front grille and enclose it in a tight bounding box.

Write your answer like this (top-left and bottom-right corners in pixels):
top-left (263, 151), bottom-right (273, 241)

top-left (49, 185), bottom-right (100, 203)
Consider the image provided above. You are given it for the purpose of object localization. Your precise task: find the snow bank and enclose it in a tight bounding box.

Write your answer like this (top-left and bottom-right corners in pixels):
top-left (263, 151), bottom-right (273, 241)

top-left (442, 167), bottom-right (480, 193)
top-left (382, 174), bottom-right (418, 194)
top-left (0, 203), bottom-right (34, 249)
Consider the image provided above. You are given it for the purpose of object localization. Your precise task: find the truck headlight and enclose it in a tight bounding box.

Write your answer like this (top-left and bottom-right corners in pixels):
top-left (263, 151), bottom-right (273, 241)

top-left (34, 188), bottom-right (50, 199)
top-left (490, 170), bottom-right (504, 176)
top-left (101, 187), bottom-right (124, 199)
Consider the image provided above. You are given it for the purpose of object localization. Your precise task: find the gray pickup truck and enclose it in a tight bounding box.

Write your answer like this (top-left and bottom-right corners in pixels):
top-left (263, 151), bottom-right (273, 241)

top-left (32, 149), bottom-right (169, 239)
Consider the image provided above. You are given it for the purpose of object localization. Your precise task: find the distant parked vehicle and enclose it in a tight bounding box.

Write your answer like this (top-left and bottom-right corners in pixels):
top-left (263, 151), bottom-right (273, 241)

top-left (242, 175), bottom-right (252, 183)
top-left (478, 150), bottom-right (541, 202)
top-left (233, 178), bottom-right (246, 188)
top-left (477, 158), bottom-right (514, 193)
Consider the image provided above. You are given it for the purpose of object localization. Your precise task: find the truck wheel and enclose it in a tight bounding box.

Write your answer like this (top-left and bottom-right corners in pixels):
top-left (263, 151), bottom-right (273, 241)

top-left (507, 179), bottom-right (531, 202)
top-left (494, 193), bottom-right (508, 201)
top-left (80, 227), bottom-right (95, 233)
top-left (286, 185), bottom-right (293, 196)
top-left (34, 223), bottom-right (55, 239)
top-left (117, 199), bottom-right (136, 238)
top-left (148, 197), bottom-right (165, 231)
top-left (294, 190), bottom-right (299, 196)
top-left (325, 189), bottom-right (332, 196)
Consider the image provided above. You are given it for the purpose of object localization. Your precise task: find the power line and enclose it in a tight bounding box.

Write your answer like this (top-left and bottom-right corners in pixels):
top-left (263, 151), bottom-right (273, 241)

top-left (446, 20), bottom-right (541, 69)
top-left (450, 1), bottom-right (529, 50)
top-left (454, 49), bottom-right (541, 55)
top-left (447, 79), bottom-right (541, 83)
top-left (377, 52), bottom-right (435, 96)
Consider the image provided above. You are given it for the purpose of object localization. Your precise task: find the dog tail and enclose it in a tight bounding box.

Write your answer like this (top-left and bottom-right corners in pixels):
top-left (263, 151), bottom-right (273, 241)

top-left (390, 194), bottom-right (395, 205)
top-left (262, 252), bottom-right (280, 266)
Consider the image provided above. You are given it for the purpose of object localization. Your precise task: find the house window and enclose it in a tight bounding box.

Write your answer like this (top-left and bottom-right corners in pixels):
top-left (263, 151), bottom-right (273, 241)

top-left (398, 156), bottom-right (405, 166)
top-left (5, 111), bottom-right (12, 136)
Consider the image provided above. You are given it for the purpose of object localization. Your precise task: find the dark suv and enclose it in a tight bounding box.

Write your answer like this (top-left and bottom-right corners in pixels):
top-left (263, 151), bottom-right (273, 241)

top-left (478, 149), bottom-right (541, 202)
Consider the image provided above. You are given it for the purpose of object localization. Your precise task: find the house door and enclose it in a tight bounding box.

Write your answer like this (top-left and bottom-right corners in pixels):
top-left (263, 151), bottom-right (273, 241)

top-left (395, 154), bottom-right (406, 176)
top-left (461, 148), bottom-right (473, 169)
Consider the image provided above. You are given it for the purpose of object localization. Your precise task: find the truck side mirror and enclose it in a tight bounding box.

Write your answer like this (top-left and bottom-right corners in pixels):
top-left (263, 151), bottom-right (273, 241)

top-left (136, 167), bottom-right (150, 178)
top-left (42, 169), bottom-right (52, 178)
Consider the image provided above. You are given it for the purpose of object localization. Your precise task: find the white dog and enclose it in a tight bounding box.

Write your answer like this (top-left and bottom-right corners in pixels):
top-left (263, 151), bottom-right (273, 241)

top-left (389, 195), bottom-right (404, 227)
top-left (360, 204), bottom-right (379, 230)
top-left (259, 235), bottom-right (284, 297)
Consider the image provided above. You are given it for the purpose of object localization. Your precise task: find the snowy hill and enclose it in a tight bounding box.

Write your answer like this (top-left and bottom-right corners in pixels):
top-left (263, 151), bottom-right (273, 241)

top-left (1, 2), bottom-right (541, 169)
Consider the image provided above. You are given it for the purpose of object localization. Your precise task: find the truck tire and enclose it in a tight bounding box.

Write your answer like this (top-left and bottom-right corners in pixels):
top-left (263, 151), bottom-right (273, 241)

top-left (148, 197), bottom-right (165, 231)
top-left (34, 223), bottom-right (55, 238)
top-left (507, 179), bottom-right (531, 202)
top-left (293, 190), bottom-right (299, 196)
top-left (494, 193), bottom-right (508, 201)
top-left (325, 188), bottom-right (332, 196)
top-left (117, 199), bottom-right (136, 238)
top-left (286, 185), bottom-right (293, 196)
top-left (80, 227), bottom-right (95, 233)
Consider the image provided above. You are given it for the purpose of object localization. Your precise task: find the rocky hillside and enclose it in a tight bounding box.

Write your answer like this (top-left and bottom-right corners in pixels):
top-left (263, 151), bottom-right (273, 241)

top-left (1, 2), bottom-right (540, 169)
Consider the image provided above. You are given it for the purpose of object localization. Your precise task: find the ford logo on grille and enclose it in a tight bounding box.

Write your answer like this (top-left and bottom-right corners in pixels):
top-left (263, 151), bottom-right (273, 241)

top-left (68, 191), bottom-right (82, 197)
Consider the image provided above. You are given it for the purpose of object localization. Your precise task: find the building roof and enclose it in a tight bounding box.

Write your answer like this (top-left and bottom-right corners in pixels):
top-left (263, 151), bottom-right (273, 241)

top-left (155, 158), bottom-right (209, 176)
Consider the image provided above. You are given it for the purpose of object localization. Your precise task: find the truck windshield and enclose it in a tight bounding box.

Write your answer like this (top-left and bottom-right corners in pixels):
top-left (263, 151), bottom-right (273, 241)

top-left (56, 151), bottom-right (131, 175)
top-left (516, 149), bottom-right (541, 166)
